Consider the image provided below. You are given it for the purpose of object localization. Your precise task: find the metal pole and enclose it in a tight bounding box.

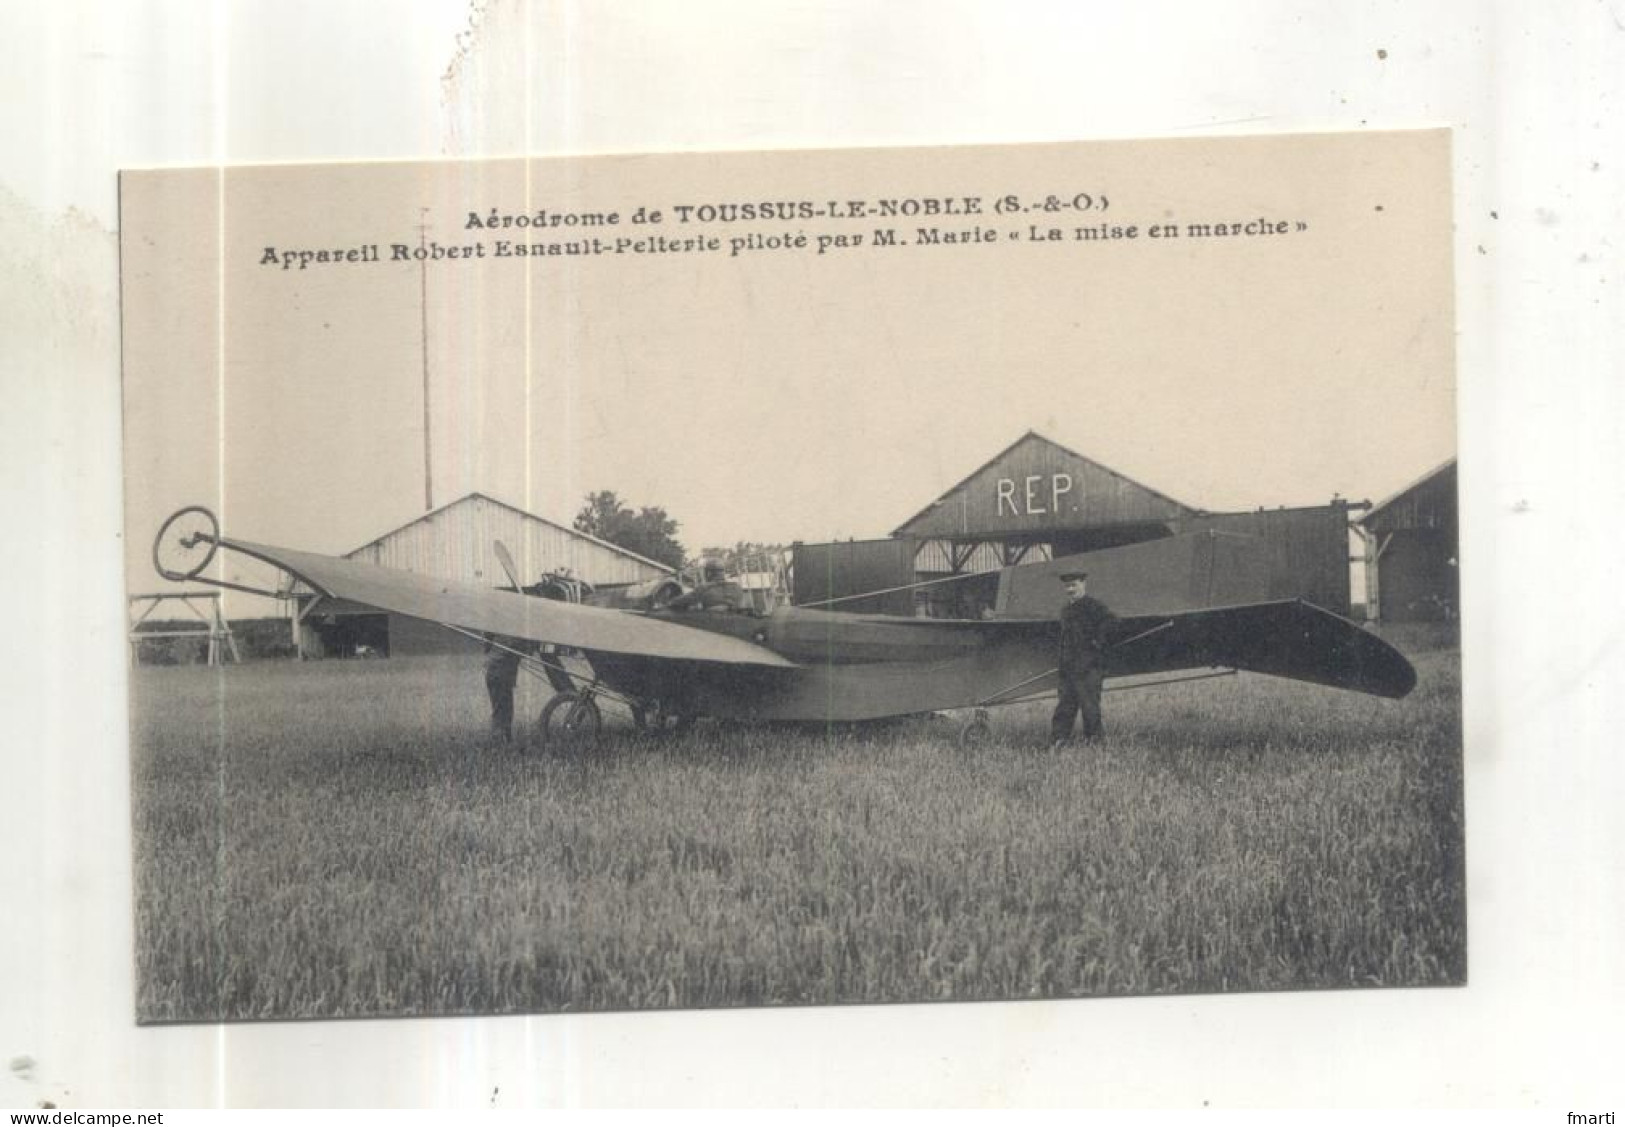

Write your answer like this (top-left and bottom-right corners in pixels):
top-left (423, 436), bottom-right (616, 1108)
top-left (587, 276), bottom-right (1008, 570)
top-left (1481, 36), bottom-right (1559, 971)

top-left (419, 208), bottom-right (433, 512)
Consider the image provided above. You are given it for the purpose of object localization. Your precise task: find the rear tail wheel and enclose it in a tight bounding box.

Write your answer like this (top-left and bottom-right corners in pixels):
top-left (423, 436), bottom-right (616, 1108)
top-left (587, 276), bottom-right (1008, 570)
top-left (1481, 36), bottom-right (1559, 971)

top-left (957, 709), bottom-right (993, 751)
top-left (538, 691), bottom-right (603, 753)
top-left (153, 505), bottom-right (220, 581)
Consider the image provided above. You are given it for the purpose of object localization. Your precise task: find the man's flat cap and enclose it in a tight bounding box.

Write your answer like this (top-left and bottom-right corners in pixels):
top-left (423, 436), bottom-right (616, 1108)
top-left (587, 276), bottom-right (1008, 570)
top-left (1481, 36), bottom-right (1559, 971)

top-left (1058, 571), bottom-right (1089, 582)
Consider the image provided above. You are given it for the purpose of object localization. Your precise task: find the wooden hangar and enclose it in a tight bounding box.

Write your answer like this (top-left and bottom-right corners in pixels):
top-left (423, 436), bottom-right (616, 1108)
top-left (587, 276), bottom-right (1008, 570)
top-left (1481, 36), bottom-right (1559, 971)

top-left (794, 431), bottom-right (1358, 620)
top-left (1355, 459), bottom-right (1459, 624)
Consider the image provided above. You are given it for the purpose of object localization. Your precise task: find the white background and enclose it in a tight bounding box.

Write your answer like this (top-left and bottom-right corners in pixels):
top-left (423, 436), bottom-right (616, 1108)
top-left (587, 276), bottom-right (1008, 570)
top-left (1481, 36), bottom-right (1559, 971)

top-left (2, 0), bottom-right (1620, 1109)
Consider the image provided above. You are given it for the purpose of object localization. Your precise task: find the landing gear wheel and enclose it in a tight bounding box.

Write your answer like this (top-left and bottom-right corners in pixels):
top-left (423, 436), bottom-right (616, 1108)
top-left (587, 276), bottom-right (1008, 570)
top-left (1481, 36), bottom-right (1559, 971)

top-left (957, 709), bottom-right (993, 751)
top-left (153, 505), bottom-right (221, 581)
top-left (538, 691), bottom-right (603, 753)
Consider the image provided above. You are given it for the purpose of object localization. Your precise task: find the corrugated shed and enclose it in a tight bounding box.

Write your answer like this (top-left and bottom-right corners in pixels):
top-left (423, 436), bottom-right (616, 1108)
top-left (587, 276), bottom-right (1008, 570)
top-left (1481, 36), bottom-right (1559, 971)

top-left (1361, 460), bottom-right (1457, 536)
top-left (893, 430), bottom-right (1196, 539)
top-left (1358, 460), bottom-right (1458, 622)
top-left (346, 493), bottom-right (673, 587)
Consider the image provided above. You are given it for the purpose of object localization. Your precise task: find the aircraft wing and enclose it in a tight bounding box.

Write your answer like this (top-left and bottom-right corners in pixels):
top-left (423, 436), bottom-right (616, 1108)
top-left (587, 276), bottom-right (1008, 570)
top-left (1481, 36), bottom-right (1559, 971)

top-left (774, 598), bottom-right (1414, 700)
top-left (680, 598), bottom-right (1414, 723)
top-left (1103, 599), bottom-right (1416, 698)
top-left (225, 537), bottom-right (798, 668)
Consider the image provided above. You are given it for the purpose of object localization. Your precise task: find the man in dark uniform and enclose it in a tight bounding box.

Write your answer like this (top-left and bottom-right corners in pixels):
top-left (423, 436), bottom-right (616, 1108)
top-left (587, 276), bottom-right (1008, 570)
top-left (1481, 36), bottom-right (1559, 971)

top-left (1052, 570), bottom-right (1116, 746)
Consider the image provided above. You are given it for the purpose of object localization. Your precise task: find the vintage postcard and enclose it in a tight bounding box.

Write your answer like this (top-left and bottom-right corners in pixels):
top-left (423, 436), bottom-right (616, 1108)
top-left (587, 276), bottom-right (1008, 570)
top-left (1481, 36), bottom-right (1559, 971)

top-left (120, 132), bottom-right (1459, 1022)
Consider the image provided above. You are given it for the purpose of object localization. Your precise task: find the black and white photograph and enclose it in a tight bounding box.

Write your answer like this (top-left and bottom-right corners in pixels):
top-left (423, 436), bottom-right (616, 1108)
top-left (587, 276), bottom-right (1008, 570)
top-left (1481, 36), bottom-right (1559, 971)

top-left (120, 132), bottom-right (1462, 1023)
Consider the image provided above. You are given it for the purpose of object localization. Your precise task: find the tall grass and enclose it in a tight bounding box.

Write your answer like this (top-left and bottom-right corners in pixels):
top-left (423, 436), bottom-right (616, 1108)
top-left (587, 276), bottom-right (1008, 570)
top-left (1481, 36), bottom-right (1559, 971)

top-left (130, 647), bottom-right (1464, 1021)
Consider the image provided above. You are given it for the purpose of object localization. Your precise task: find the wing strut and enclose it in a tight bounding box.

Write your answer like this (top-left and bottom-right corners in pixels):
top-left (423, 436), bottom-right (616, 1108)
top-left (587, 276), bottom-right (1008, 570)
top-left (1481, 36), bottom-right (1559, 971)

top-left (1105, 669), bottom-right (1238, 693)
top-left (797, 569), bottom-right (990, 608)
top-left (1111, 619), bottom-right (1175, 650)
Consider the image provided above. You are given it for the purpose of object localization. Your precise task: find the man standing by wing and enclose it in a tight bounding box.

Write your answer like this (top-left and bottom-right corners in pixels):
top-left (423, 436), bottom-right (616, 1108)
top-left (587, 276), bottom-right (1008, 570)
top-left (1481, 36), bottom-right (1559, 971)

top-left (1052, 570), bottom-right (1116, 747)
top-left (484, 633), bottom-right (530, 744)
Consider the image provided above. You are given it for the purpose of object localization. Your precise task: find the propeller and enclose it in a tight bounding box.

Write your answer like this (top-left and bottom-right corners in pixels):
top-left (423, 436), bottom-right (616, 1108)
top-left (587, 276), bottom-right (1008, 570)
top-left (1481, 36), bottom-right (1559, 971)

top-left (493, 540), bottom-right (523, 590)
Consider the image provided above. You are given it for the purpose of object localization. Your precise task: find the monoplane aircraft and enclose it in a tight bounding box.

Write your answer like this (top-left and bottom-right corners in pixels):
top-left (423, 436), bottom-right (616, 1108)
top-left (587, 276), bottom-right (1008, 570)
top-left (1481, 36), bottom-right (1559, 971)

top-left (153, 505), bottom-right (1416, 749)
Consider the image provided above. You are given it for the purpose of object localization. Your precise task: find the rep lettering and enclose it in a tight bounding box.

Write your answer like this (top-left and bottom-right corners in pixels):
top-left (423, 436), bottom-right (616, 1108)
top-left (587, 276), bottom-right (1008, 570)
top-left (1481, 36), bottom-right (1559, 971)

top-left (995, 473), bottom-right (1076, 517)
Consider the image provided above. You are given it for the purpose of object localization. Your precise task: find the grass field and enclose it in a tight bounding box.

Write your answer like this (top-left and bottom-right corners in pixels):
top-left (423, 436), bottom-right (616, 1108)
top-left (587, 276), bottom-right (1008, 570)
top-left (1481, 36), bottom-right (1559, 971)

top-left (130, 632), bottom-right (1464, 1021)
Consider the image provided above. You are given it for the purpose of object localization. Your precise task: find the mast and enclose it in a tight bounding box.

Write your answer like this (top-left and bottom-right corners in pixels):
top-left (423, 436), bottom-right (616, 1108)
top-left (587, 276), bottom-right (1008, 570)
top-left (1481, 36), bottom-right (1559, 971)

top-left (417, 207), bottom-right (433, 511)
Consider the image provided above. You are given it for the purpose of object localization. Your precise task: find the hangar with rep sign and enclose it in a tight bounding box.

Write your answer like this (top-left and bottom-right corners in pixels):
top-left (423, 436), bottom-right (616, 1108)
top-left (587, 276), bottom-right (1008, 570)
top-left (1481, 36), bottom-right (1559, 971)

top-left (795, 431), bottom-right (1357, 620)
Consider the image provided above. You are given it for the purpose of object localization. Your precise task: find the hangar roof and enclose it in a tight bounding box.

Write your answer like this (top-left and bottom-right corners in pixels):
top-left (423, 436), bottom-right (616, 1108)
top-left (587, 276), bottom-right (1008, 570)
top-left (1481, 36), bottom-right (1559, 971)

top-left (891, 430), bottom-right (1198, 540)
top-left (330, 491), bottom-right (678, 594)
top-left (348, 491), bottom-right (673, 573)
top-left (1358, 458), bottom-right (1458, 533)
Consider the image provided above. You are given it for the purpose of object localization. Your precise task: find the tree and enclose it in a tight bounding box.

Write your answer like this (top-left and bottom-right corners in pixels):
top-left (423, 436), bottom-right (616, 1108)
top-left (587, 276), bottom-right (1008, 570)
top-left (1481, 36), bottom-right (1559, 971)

top-left (699, 541), bottom-right (789, 571)
top-left (573, 490), bottom-right (687, 570)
